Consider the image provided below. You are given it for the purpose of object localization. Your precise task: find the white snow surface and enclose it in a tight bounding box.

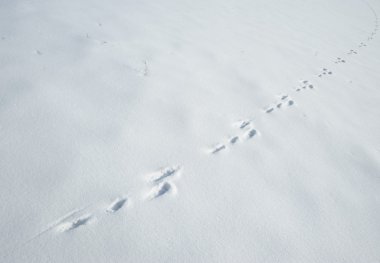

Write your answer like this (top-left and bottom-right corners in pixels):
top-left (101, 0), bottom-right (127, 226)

top-left (1, 0), bottom-right (380, 262)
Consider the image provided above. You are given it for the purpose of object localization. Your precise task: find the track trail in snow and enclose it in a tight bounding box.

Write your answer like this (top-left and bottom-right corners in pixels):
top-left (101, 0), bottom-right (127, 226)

top-left (53, 166), bottom-right (182, 233)
top-left (9, 1), bottom-right (378, 253)
top-left (2, 166), bottom-right (183, 259)
top-left (209, 1), bottom-right (379, 155)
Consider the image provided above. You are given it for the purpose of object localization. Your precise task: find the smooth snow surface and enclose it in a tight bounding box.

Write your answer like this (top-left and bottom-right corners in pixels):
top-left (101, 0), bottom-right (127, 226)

top-left (1, 0), bottom-right (380, 262)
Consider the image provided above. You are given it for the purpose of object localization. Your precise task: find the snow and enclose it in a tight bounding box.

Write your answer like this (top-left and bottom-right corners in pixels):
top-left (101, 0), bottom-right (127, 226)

top-left (1, 0), bottom-right (380, 262)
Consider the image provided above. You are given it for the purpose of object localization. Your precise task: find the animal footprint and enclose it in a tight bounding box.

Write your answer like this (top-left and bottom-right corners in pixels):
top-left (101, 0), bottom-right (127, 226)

top-left (318, 68), bottom-right (332, 77)
top-left (106, 197), bottom-right (128, 213)
top-left (148, 166), bottom-right (180, 183)
top-left (281, 95), bottom-right (288, 100)
top-left (334, 57), bottom-right (346, 64)
top-left (148, 182), bottom-right (173, 199)
top-left (296, 80), bottom-right (314, 91)
top-left (246, 129), bottom-right (257, 139)
top-left (211, 144), bottom-right (226, 154)
top-left (265, 107), bottom-right (274, 113)
top-left (58, 215), bottom-right (92, 232)
top-left (230, 136), bottom-right (239, 144)
top-left (359, 42), bottom-right (367, 47)
top-left (348, 49), bottom-right (357, 55)
top-left (239, 120), bottom-right (250, 129)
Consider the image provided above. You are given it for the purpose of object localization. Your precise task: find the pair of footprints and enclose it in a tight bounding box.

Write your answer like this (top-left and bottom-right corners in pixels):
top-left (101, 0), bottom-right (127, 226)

top-left (58, 166), bottom-right (181, 232)
top-left (58, 197), bottom-right (128, 232)
top-left (145, 166), bottom-right (180, 199)
top-left (368, 27), bottom-right (377, 40)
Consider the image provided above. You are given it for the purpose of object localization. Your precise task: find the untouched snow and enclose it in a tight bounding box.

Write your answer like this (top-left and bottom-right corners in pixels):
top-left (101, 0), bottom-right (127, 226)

top-left (1, 0), bottom-right (380, 262)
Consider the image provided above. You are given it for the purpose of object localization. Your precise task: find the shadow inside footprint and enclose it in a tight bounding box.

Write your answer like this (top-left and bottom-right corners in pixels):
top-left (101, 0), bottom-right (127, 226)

top-left (212, 144), bottom-right (226, 154)
top-left (107, 198), bottom-right (128, 213)
top-left (230, 136), bottom-right (239, 144)
top-left (247, 129), bottom-right (257, 138)
top-left (59, 215), bottom-right (92, 232)
top-left (240, 121), bottom-right (250, 129)
top-left (150, 167), bottom-right (179, 183)
top-left (149, 182), bottom-right (172, 199)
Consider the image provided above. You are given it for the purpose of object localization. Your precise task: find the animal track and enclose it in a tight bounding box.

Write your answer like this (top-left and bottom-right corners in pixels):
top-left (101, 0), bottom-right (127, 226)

top-left (106, 197), bottom-right (128, 213)
top-left (239, 120), bottom-right (251, 129)
top-left (230, 136), bottom-right (239, 144)
top-left (43, 164), bottom-right (183, 236)
top-left (144, 165), bottom-right (181, 200)
top-left (246, 129), bottom-right (257, 138)
top-left (265, 107), bottom-right (274, 113)
top-left (318, 68), bottom-right (332, 78)
top-left (334, 57), bottom-right (346, 64)
top-left (58, 215), bottom-right (92, 232)
top-left (148, 166), bottom-right (180, 183)
top-left (211, 144), bottom-right (226, 154)
top-left (264, 94), bottom-right (295, 114)
top-left (148, 182), bottom-right (173, 199)
top-left (207, 1), bottom-right (378, 157)
top-left (21, 3), bottom-right (380, 246)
